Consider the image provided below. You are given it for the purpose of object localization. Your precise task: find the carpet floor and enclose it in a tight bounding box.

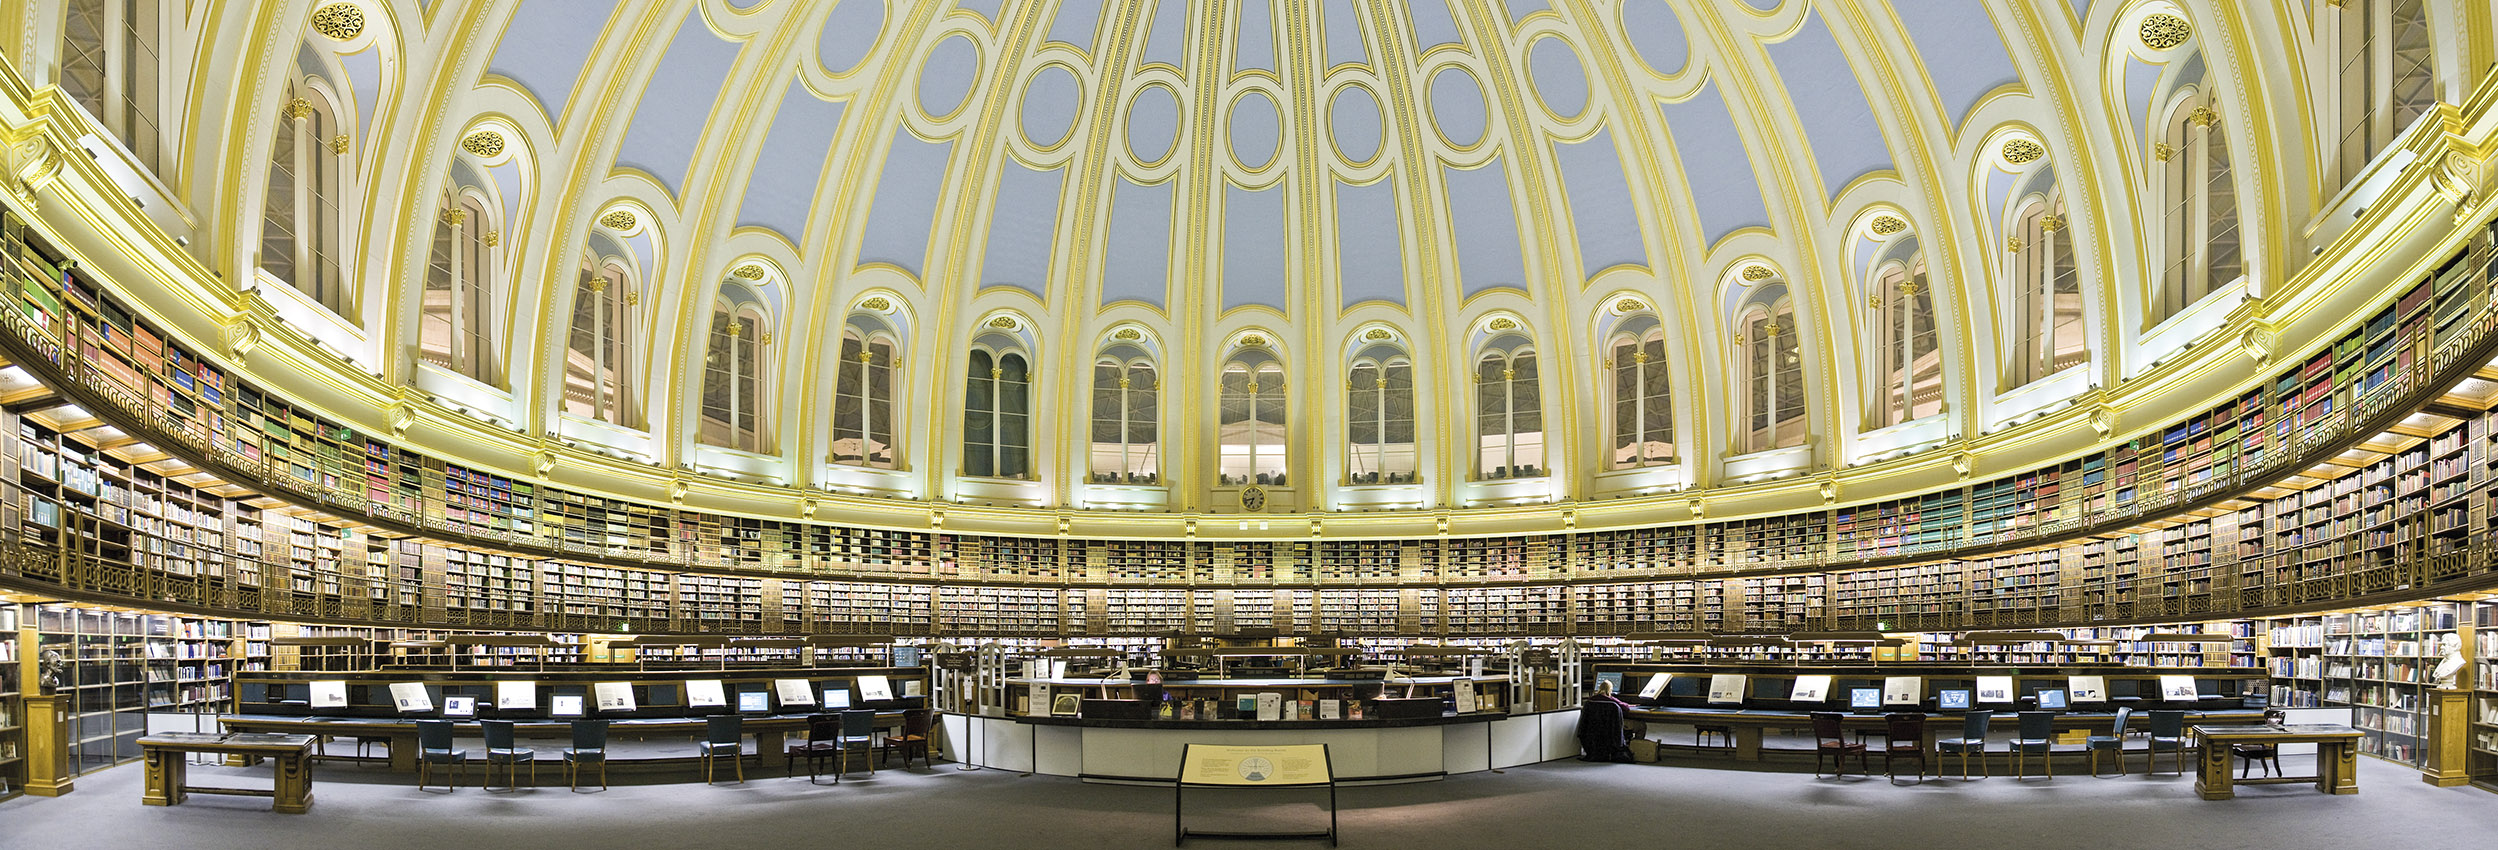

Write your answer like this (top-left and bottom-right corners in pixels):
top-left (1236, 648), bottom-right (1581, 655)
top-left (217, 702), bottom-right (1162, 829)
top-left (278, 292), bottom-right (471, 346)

top-left (1, 752), bottom-right (2488, 850)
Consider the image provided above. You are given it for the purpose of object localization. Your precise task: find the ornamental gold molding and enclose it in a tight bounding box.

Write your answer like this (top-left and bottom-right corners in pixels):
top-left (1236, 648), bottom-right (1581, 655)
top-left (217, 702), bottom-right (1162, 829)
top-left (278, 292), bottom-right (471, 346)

top-left (598, 209), bottom-right (638, 230)
top-left (459, 130), bottom-right (505, 158)
top-left (2001, 138), bottom-right (2044, 164)
top-left (310, 3), bottom-right (366, 40)
top-left (2139, 14), bottom-right (2191, 51)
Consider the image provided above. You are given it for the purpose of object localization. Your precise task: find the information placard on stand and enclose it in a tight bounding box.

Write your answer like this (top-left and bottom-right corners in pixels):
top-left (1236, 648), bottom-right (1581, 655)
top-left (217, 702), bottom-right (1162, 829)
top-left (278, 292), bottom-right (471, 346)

top-left (1175, 743), bottom-right (1337, 846)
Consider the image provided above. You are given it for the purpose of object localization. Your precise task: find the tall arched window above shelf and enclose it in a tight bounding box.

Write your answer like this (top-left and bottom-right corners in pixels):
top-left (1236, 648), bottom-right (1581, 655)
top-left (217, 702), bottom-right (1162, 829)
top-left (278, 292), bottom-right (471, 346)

top-left (1870, 253), bottom-right (1941, 428)
top-left (2008, 195), bottom-right (2085, 388)
top-left (419, 195), bottom-right (497, 384)
top-left (699, 294), bottom-right (771, 452)
top-left (1089, 346), bottom-right (1158, 484)
top-left (1347, 346), bottom-right (1417, 484)
top-left (833, 328), bottom-right (898, 469)
top-left (260, 84), bottom-right (349, 315)
top-left (1474, 338), bottom-right (1543, 479)
top-left (1609, 326), bottom-right (1673, 469)
top-left (59, 0), bottom-right (166, 176)
top-left (2154, 93), bottom-right (2241, 324)
top-left (1737, 290), bottom-right (1806, 453)
top-left (562, 255), bottom-right (634, 424)
top-left (1219, 352), bottom-right (1288, 486)
top-left (965, 347), bottom-right (1032, 479)
top-left (2333, 0), bottom-right (2436, 188)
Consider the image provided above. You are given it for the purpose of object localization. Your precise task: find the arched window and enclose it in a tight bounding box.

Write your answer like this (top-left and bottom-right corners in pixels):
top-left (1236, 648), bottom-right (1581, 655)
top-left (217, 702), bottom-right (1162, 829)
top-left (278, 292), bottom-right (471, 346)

top-left (1219, 357), bottom-right (1288, 486)
top-left (259, 84), bottom-right (348, 314)
top-left (1739, 299), bottom-right (1806, 452)
top-left (1609, 331), bottom-right (1673, 468)
top-left (698, 302), bottom-right (769, 452)
top-left (1347, 353), bottom-right (1417, 484)
top-left (833, 330), bottom-right (897, 468)
top-left (1475, 343), bottom-right (1543, 479)
top-left (1871, 256), bottom-right (1941, 427)
top-left (419, 196), bottom-right (496, 383)
top-left (562, 259), bottom-right (633, 423)
top-left (964, 349), bottom-right (1032, 479)
top-left (60, 0), bottom-right (165, 175)
top-left (1089, 353), bottom-right (1158, 483)
top-left (2009, 197), bottom-right (2085, 387)
top-left (2333, 0), bottom-right (2435, 186)
top-left (2154, 94), bottom-right (2241, 323)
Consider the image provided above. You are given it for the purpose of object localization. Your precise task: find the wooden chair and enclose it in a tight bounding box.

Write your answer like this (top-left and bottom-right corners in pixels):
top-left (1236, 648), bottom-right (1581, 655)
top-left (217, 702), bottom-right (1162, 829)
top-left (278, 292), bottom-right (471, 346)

top-left (835, 709), bottom-right (880, 777)
top-left (1810, 712), bottom-right (1867, 778)
top-left (2147, 710), bottom-right (2190, 776)
top-left (699, 715), bottom-right (745, 784)
top-left (1880, 712), bottom-right (1927, 784)
top-left (796, 714), bottom-right (841, 783)
top-left (1935, 710), bottom-right (1992, 779)
top-left (2232, 709), bottom-right (2287, 778)
top-left (2010, 711), bottom-right (2056, 779)
top-left (481, 719), bottom-right (536, 790)
top-left (2085, 707), bottom-right (2134, 777)
top-left (563, 719), bottom-right (609, 791)
top-left (416, 719), bottom-right (466, 792)
top-left (882, 708), bottom-right (932, 769)
top-left (1695, 723), bottom-right (1735, 749)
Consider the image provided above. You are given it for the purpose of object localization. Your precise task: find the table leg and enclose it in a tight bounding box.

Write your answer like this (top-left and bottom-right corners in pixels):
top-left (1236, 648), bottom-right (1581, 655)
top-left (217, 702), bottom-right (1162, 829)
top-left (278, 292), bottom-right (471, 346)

top-left (1735, 726), bottom-right (1763, 762)
top-left (141, 749), bottom-right (187, 807)
top-left (2323, 741), bottom-right (2360, 795)
top-left (757, 731), bottom-right (787, 772)
top-left (2195, 743), bottom-right (2235, 800)
top-left (274, 751), bottom-right (315, 814)
top-left (390, 732), bottom-right (419, 772)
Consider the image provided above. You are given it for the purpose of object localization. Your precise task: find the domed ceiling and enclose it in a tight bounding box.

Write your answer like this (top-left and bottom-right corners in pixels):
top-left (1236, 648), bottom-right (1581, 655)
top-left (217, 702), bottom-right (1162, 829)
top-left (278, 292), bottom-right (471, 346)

top-left (89, 0), bottom-right (2481, 516)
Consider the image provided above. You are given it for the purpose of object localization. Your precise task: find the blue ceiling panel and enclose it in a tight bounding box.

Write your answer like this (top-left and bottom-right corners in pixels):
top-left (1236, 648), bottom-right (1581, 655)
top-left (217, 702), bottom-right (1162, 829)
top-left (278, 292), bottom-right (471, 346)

top-left (1443, 157), bottom-right (1526, 298)
top-left (1766, 9), bottom-right (1893, 200)
top-left (856, 131), bottom-right (953, 276)
top-left (1555, 128), bottom-right (1646, 277)
top-left (979, 164), bottom-right (1067, 300)
top-left (1223, 184), bottom-right (1290, 312)
top-left (1892, 0), bottom-right (2021, 126)
top-left (1335, 179), bottom-right (1405, 309)
top-left (735, 85), bottom-right (845, 243)
top-left (1102, 177), bottom-right (1174, 308)
top-left (614, 11), bottom-right (743, 198)
top-left (1661, 83), bottom-right (1772, 244)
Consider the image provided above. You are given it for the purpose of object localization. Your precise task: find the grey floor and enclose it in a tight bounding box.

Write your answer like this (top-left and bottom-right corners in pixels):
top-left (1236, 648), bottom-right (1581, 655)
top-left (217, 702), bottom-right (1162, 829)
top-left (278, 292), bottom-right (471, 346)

top-left (2, 749), bottom-right (2489, 850)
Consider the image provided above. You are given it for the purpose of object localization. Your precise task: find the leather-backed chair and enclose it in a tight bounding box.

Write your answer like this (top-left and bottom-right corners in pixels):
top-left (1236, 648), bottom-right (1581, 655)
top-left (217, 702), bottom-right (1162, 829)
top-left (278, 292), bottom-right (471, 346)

top-left (1881, 712), bottom-right (1927, 784)
top-left (883, 708), bottom-right (932, 769)
top-left (416, 719), bottom-right (466, 792)
top-left (2147, 710), bottom-right (2190, 776)
top-left (481, 719), bottom-right (535, 790)
top-left (2011, 711), bottom-right (2056, 779)
top-left (563, 719), bottom-right (609, 791)
top-left (699, 715), bottom-right (745, 784)
top-left (2085, 707), bottom-right (2135, 777)
top-left (1810, 712), bottom-right (1868, 778)
top-left (836, 709), bottom-right (880, 777)
top-left (1935, 710), bottom-right (1993, 780)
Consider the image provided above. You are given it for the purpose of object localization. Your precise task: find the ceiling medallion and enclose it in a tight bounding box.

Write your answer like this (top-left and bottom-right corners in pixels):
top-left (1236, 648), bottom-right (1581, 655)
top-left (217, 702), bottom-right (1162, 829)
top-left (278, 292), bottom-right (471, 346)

top-left (1240, 334), bottom-right (1268, 347)
top-left (310, 3), bottom-right (365, 40)
top-left (1362, 328), bottom-right (1394, 341)
top-left (987, 316), bottom-right (1018, 330)
top-left (598, 210), bottom-right (637, 230)
top-left (2138, 13), bottom-right (2191, 50)
top-left (1869, 215), bottom-right (1908, 236)
top-left (1613, 298), bottom-right (1644, 314)
top-left (1487, 317), bottom-right (1518, 331)
top-left (460, 130), bottom-right (505, 158)
top-left (1113, 327), bottom-right (1143, 341)
top-left (860, 296), bottom-right (893, 311)
top-left (2001, 138), bottom-right (2045, 164)
top-left (731, 263), bottom-right (766, 280)
top-left (1740, 265), bottom-right (1773, 281)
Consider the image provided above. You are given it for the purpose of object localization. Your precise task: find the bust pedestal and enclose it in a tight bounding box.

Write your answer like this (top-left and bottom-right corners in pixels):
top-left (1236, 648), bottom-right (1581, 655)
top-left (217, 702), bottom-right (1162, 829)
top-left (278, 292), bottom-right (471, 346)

top-left (23, 694), bottom-right (73, 796)
top-left (2423, 688), bottom-right (2469, 787)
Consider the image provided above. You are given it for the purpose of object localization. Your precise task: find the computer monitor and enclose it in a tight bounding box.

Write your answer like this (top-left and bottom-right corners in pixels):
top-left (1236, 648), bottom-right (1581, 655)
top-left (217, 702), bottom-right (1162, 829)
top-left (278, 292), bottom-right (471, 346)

top-left (2036, 689), bottom-right (2068, 711)
top-left (1937, 690), bottom-right (1972, 711)
top-left (550, 695), bottom-right (585, 718)
top-left (737, 691), bottom-right (772, 714)
top-left (442, 696), bottom-right (476, 718)
top-left (1849, 688), bottom-right (1882, 711)
top-left (823, 689), bottom-right (853, 709)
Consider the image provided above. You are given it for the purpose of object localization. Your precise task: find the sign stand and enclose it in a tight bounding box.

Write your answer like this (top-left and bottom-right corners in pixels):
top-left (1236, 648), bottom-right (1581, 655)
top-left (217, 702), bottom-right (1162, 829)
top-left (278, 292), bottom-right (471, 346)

top-left (1174, 743), bottom-right (1338, 846)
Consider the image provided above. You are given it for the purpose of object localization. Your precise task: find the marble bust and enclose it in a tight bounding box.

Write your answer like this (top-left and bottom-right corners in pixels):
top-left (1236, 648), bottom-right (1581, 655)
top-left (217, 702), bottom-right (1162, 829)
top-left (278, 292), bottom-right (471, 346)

top-left (2433, 633), bottom-right (2467, 691)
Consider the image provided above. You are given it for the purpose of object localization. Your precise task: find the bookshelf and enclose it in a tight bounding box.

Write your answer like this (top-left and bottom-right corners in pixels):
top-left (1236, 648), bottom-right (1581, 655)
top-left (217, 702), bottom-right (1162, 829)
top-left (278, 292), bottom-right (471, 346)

top-left (2322, 601), bottom-right (2462, 766)
top-left (1, 602), bottom-right (22, 799)
top-left (2471, 601), bottom-right (2498, 787)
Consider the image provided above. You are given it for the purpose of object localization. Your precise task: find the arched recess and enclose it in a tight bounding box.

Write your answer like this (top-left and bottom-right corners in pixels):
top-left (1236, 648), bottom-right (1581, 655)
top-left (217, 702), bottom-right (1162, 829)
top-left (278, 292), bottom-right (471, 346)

top-left (1733, 283), bottom-right (1807, 455)
top-left (417, 157), bottom-right (508, 387)
top-left (1601, 310), bottom-right (1676, 470)
top-left (832, 311), bottom-right (904, 470)
top-left (698, 277), bottom-right (777, 454)
top-left (1089, 336), bottom-right (1160, 484)
top-left (963, 322), bottom-right (1036, 481)
top-left (1218, 346), bottom-right (1290, 488)
top-left (1470, 328), bottom-right (1544, 481)
top-left (1346, 340), bottom-right (1419, 485)
top-left (562, 228), bottom-right (642, 427)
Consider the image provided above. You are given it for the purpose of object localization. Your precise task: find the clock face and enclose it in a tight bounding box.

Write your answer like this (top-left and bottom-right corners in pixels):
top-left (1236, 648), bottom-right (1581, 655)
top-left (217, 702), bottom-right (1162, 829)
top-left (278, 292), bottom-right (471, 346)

top-left (1241, 486), bottom-right (1267, 512)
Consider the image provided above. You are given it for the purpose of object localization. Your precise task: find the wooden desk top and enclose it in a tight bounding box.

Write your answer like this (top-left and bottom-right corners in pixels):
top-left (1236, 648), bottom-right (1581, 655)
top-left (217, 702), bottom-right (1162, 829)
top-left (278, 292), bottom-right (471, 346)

top-left (2190, 723), bottom-right (2361, 742)
top-left (141, 733), bottom-right (317, 754)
